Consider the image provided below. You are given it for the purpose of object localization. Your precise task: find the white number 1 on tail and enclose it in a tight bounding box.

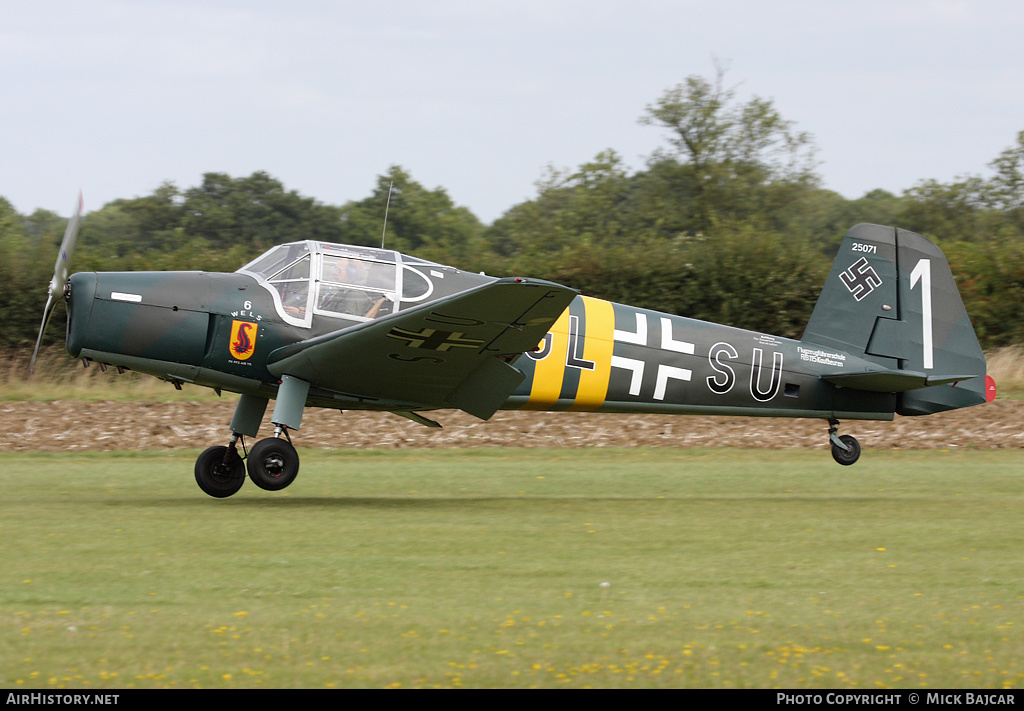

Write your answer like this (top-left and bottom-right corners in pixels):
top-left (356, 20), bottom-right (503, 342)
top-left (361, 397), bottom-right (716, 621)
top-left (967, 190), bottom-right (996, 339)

top-left (910, 259), bottom-right (933, 369)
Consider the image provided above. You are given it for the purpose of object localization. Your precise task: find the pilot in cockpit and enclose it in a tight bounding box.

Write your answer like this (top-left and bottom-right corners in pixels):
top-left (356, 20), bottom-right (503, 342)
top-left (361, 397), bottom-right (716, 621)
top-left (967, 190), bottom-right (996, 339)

top-left (321, 257), bottom-right (388, 318)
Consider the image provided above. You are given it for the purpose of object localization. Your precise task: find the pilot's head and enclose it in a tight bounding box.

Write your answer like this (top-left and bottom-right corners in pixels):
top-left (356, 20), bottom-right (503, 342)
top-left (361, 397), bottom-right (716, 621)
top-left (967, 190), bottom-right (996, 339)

top-left (331, 258), bottom-right (367, 284)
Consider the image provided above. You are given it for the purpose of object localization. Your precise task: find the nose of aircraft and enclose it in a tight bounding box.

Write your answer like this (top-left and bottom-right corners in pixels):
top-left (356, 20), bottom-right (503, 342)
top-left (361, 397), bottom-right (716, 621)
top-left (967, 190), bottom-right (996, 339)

top-left (65, 272), bottom-right (97, 357)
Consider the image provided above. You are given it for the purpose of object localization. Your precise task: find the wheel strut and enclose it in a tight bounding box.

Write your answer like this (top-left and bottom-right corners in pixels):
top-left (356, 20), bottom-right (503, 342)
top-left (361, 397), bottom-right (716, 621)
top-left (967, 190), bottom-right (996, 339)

top-left (222, 432), bottom-right (245, 466)
top-left (827, 419), bottom-right (847, 450)
top-left (272, 423), bottom-right (292, 444)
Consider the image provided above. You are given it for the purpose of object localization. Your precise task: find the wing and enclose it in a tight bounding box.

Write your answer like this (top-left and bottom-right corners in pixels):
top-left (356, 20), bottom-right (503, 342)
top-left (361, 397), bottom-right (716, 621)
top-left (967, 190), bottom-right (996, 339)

top-left (266, 277), bottom-right (578, 419)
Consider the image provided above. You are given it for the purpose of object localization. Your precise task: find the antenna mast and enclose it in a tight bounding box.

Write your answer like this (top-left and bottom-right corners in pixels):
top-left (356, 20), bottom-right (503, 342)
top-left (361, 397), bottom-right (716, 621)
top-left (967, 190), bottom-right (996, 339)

top-left (381, 181), bottom-right (394, 249)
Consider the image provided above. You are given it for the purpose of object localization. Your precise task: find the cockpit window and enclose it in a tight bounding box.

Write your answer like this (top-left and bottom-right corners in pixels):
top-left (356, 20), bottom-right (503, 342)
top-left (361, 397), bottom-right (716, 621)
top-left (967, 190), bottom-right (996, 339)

top-left (239, 241), bottom-right (410, 324)
top-left (241, 242), bottom-right (310, 280)
top-left (270, 257), bottom-right (310, 282)
top-left (268, 254), bottom-right (310, 318)
top-left (321, 257), bottom-right (394, 290)
top-left (401, 265), bottom-right (433, 301)
top-left (317, 256), bottom-right (396, 319)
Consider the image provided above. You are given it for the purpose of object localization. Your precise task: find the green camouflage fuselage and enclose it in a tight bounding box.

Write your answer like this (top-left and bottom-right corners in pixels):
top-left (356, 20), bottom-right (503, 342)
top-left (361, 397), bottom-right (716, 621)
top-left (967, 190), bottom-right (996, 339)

top-left (65, 224), bottom-right (988, 424)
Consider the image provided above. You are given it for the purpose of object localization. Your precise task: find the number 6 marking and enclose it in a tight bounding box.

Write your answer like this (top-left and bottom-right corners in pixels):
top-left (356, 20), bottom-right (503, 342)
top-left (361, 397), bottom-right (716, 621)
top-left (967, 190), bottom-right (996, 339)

top-left (910, 259), bottom-right (933, 369)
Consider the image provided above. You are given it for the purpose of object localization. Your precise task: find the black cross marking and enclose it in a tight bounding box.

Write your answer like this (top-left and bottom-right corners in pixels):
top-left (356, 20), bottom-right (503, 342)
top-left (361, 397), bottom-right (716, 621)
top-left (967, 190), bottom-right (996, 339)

top-left (839, 257), bottom-right (883, 301)
top-left (387, 327), bottom-right (484, 351)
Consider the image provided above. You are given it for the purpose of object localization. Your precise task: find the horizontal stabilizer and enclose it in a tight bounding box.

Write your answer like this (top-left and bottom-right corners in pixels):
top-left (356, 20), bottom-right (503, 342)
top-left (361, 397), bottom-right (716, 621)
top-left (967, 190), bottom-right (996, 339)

top-left (823, 370), bottom-right (979, 393)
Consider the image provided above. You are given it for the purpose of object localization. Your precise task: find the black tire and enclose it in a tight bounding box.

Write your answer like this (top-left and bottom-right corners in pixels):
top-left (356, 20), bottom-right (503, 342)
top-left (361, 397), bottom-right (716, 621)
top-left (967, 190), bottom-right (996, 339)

top-left (247, 437), bottom-right (300, 491)
top-left (195, 446), bottom-right (246, 498)
top-left (831, 434), bottom-right (861, 466)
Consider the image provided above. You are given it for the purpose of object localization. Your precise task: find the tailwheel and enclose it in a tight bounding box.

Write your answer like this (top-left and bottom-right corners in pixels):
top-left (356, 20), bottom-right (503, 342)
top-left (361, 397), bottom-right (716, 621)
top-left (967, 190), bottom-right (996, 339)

top-left (247, 437), bottom-right (300, 491)
top-left (831, 434), bottom-right (861, 466)
top-left (827, 419), bottom-right (861, 466)
top-left (195, 445), bottom-right (246, 498)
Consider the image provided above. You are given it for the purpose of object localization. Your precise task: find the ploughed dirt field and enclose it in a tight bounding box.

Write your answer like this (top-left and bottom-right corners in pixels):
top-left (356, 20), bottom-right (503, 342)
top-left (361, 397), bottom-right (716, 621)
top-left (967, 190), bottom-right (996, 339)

top-left (2, 399), bottom-right (1020, 452)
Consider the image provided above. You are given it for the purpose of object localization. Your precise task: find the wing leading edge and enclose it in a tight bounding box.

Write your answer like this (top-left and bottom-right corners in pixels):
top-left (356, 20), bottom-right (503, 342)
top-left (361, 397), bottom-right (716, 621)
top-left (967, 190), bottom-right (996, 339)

top-left (266, 277), bottom-right (578, 419)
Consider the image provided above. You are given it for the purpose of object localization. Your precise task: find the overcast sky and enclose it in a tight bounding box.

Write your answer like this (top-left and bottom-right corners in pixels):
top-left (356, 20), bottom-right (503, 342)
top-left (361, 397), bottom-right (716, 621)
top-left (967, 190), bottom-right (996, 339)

top-left (3, 0), bottom-right (1023, 224)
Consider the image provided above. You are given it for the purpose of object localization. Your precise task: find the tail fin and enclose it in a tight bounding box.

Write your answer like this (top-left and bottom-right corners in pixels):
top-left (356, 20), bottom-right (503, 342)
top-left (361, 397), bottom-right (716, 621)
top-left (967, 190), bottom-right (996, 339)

top-left (801, 224), bottom-right (987, 415)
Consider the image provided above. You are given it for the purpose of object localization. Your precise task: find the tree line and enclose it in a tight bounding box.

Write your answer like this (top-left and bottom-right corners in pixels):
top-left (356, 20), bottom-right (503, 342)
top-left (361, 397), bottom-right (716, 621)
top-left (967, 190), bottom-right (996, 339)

top-left (3, 69), bottom-right (1023, 351)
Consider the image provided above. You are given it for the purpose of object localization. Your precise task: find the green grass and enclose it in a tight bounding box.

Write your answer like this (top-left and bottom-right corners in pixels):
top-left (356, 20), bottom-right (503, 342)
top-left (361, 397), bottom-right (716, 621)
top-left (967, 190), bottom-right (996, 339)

top-left (0, 348), bottom-right (224, 402)
top-left (2, 448), bottom-right (1024, 689)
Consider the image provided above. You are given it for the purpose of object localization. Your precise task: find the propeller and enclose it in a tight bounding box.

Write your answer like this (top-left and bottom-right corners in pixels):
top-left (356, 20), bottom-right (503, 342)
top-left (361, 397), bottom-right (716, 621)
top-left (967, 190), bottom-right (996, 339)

top-left (30, 192), bottom-right (83, 374)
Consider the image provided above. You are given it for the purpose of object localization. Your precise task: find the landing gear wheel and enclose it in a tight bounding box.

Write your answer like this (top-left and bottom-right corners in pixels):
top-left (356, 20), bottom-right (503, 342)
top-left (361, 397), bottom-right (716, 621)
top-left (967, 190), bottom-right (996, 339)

top-left (247, 437), bottom-right (300, 491)
top-left (195, 446), bottom-right (246, 498)
top-left (831, 435), bottom-right (861, 466)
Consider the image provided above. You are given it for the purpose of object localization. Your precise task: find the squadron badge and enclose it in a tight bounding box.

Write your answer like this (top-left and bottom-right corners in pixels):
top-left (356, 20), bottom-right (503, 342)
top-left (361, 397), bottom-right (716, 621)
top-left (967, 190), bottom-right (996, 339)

top-left (229, 320), bottom-right (258, 361)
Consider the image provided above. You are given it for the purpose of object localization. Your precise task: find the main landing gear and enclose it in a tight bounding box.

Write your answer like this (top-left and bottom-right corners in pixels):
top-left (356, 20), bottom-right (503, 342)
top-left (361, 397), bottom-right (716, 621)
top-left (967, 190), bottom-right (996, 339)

top-left (194, 379), bottom-right (309, 498)
top-left (827, 418), bottom-right (861, 466)
top-left (194, 427), bottom-right (301, 498)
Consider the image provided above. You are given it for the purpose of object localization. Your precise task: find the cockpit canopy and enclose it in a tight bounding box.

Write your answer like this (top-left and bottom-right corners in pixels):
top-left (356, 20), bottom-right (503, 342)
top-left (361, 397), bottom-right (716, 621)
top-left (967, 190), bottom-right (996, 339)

top-left (238, 241), bottom-right (441, 326)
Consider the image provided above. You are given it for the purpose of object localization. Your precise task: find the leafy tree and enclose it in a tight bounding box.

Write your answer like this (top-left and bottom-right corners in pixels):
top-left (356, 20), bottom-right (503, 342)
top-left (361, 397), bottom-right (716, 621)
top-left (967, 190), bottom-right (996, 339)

top-left (784, 188), bottom-right (903, 257)
top-left (622, 157), bottom-right (697, 242)
top-left (484, 150), bottom-right (646, 267)
top-left (22, 208), bottom-right (68, 242)
top-left (947, 237), bottom-right (1024, 347)
top-left (77, 204), bottom-right (150, 266)
top-left (895, 132), bottom-right (1024, 243)
top-left (675, 221), bottom-right (827, 337)
top-left (181, 172), bottom-right (345, 251)
top-left (0, 197), bottom-right (62, 348)
top-left (896, 176), bottom-right (993, 241)
top-left (639, 65), bottom-right (819, 233)
top-left (986, 130), bottom-right (1024, 232)
top-left (337, 166), bottom-right (485, 265)
top-left (493, 220), bottom-right (826, 339)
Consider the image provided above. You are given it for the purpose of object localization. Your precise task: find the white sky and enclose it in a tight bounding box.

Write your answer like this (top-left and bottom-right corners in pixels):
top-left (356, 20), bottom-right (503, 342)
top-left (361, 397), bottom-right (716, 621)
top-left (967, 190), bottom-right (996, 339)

top-left (2, 0), bottom-right (1023, 224)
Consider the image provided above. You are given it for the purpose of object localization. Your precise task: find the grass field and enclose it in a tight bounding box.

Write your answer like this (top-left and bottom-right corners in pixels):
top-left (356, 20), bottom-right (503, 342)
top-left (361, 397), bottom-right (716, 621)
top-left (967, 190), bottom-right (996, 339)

top-left (0, 349), bottom-right (223, 403)
top-left (2, 448), bottom-right (1023, 689)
